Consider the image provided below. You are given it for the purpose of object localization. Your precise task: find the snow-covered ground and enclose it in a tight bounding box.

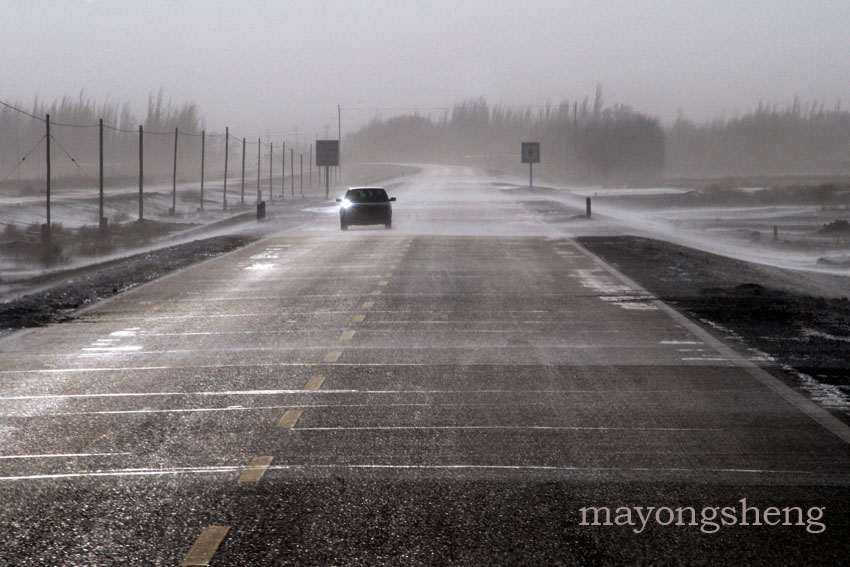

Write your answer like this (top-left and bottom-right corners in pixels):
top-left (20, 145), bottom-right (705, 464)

top-left (489, 172), bottom-right (850, 276)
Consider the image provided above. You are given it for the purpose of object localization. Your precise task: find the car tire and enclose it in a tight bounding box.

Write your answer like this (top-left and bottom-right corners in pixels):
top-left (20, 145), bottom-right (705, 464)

top-left (340, 218), bottom-right (348, 231)
top-left (385, 219), bottom-right (392, 229)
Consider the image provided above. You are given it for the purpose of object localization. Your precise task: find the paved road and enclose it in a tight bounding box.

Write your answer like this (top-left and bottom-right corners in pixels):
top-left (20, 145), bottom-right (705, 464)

top-left (1, 166), bottom-right (849, 565)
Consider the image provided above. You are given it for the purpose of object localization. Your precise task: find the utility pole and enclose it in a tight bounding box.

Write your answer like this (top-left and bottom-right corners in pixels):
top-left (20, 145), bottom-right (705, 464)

top-left (200, 130), bottom-right (205, 211)
top-left (573, 101), bottom-right (578, 179)
top-left (138, 125), bottom-right (144, 221)
top-left (45, 114), bottom-right (51, 244)
top-left (269, 142), bottom-right (273, 202)
top-left (338, 104), bottom-right (342, 182)
top-left (300, 153), bottom-right (303, 197)
top-left (98, 118), bottom-right (105, 234)
top-left (309, 144), bottom-right (312, 189)
top-left (290, 147), bottom-right (294, 197)
top-left (281, 143), bottom-right (285, 200)
top-left (172, 128), bottom-right (178, 215)
top-left (240, 137), bottom-right (246, 206)
top-left (256, 138), bottom-right (261, 202)
top-left (223, 127), bottom-right (229, 211)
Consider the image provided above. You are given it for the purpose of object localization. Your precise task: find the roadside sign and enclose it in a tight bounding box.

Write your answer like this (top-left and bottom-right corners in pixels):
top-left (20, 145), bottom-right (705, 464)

top-left (521, 142), bottom-right (540, 164)
top-left (316, 140), bottom-right (339, 167)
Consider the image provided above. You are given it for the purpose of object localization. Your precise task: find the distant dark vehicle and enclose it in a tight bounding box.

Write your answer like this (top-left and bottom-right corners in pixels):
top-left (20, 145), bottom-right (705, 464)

top-left (336, 187), bottom-right (396, 230)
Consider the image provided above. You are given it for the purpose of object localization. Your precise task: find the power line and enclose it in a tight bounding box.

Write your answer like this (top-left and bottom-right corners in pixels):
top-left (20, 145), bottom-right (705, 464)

top-left (0, 135), bottom-right (45, 185)
top-left (0, 100), bottom-right (43, 121)
top-left (49, 134), bottom-right (100, 191)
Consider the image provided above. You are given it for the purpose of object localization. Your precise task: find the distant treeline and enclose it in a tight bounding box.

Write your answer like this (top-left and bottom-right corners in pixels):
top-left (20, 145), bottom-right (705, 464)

top-left (347, 93), bottom-right (850, 183)
top-left (6, 90), bottom-right (850, 186)
top-left (667, 99), bottom-right (850, 178)
top-left (0, 90), bottom-right (214, 183)
top-left (346, 91), bottom-right (666, 183)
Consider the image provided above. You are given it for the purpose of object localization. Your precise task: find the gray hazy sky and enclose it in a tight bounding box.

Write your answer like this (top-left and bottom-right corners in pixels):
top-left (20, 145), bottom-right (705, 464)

top-left (2, 0), bottom-right (849, 141)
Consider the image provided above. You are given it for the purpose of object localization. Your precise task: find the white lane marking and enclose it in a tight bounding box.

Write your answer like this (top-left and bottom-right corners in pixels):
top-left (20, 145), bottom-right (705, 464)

top-left (570, 268), bottom-right (658, 311)
top-left (1, 464), bottom-right (841, 482)
top-left (146, 329), bottom-right (360, 337)
top-left (47, 402), bottom-right (592, 416)
top-left (64, 343), bottom-right (719, 357)
top-left (661, 340), bottom-right (703, 345)
top-left (50, 405), bottom-right (295, 416)
top-left (169, 293), bottom-right (621, 302)
top-left (81, 345), bottom-right (143, 353)
top-left (0, 358), bottom-right (748, 376)
top-left (0, 452), bottom-right (131, 460)
top-left (0, 465), bottom-right (241, 481)
top-left (0, 388), bottom-right (757, 402)
top-left (80, 327), bottom-right (144, 354)
top-left (96, 328), bottom-right (571, 337)
top-left (294, 425), bottom-right (723, 432)
top-left (293, 464), bottom-right (840, 477)
top-left (110, 328), bottom-right (141, 337)
top-left (107, 309), bottom-right (562, 321)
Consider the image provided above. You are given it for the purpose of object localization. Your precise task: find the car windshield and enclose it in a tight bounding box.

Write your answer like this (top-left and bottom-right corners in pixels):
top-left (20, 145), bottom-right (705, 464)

top-left (346, 189), bottom-right (388, 203)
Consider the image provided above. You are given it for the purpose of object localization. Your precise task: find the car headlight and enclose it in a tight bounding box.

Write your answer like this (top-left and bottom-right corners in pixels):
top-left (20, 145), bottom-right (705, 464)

top-left (340, 198), bottom-right (352, 209)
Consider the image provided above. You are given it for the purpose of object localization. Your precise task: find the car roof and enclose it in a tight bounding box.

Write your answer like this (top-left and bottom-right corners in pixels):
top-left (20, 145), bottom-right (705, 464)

top-left (347, 186), bottom-right (385, 191)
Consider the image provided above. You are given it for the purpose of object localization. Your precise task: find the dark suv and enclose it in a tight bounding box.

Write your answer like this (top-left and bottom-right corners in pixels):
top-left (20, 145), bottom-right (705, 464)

top-left (336, 187), bottom-right (396, 230)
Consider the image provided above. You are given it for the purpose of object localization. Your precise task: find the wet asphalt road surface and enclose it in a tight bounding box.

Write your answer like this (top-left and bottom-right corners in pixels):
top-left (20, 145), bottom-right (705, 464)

top-left (1, 166), bottom-right (850, 565)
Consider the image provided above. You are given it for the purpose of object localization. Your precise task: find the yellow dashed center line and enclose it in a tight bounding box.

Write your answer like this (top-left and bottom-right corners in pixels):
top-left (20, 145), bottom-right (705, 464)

top-left (237, 456), bottom-right (273, 484)
top-left (378, 281), bottom-right (388, 287)
top-left (384, 272), bottom-right (393, 278)
top-left (181, 526), bottom-right (230, 566)
top-left (362, 301), bottom-right (375, 309)
top-left (339, 330), bottom-right (355, 341)
top-left (277, 409), bottom-right (304, 428)
top-left (351, 314), bottom-right (366, 323)
top-left (323, 350), bottom-right (342, 363)
top-left (370, 290), bottom-right (382, 296)
top-left (303, 375), bottom-right (326, 390)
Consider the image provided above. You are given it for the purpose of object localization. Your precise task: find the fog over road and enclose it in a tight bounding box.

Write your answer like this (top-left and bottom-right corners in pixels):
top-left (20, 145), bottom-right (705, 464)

top-left (1, 166), bottom-right (849, 564)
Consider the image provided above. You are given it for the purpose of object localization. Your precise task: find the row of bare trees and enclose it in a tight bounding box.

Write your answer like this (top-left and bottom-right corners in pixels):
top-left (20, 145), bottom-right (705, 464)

top-left (0, 90), bottom-right (211, 184)
top-left (667, 99), bottom-right (850, 178)
top-left (345, 92), bottom-right (666, 183)
top-left (347, 94), bottom-right (850, 183)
